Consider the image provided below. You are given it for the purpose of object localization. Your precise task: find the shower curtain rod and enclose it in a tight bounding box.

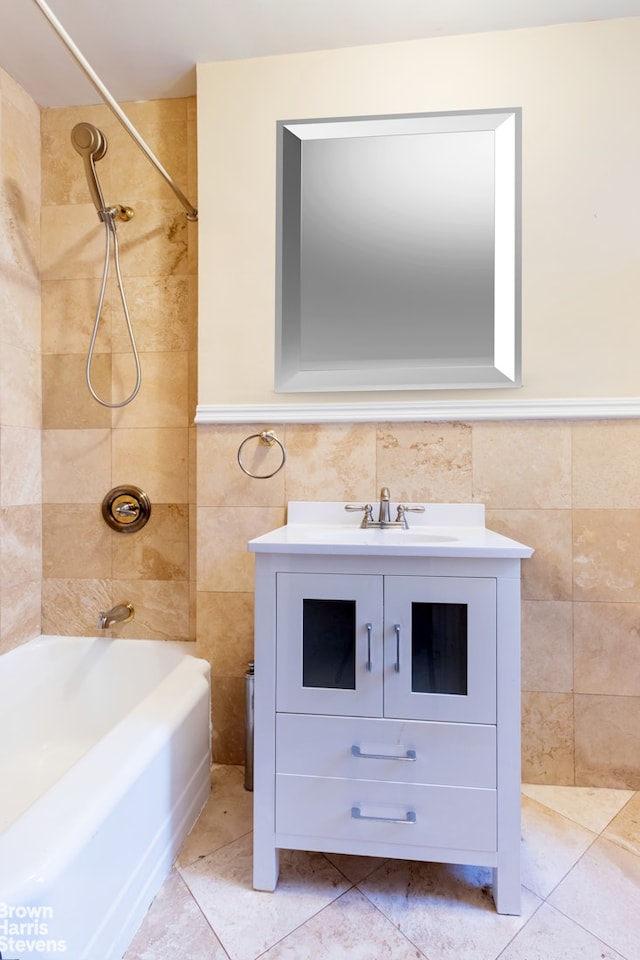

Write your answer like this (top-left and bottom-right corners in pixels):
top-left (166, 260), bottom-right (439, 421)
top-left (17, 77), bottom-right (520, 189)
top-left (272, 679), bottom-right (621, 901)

top-left (31, 0), bottom-right (198, 221)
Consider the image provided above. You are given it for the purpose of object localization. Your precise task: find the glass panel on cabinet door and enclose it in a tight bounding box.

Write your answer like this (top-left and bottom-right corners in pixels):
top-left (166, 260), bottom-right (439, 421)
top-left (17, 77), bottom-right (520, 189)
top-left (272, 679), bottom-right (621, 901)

top-left (411, 602), bottom-right (468, 696)
top-left (302, 598), bottom-right (356, 690)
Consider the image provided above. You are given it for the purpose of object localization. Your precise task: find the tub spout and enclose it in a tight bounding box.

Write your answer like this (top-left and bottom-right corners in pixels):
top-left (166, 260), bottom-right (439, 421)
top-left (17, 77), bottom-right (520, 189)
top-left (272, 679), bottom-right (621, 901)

top-left (97, 601), bottom-right (134, 629)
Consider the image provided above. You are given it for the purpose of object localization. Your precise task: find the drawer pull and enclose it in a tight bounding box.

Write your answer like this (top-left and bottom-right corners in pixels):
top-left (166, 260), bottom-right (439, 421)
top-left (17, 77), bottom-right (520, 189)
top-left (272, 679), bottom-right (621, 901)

top-left (394, 623), bottom-right (401, 672)
top-left (366, 622), bottom-right (372, 672)
top-left (351, 745), bottom-right (417, 761)
top-left (351, 805), bottom-right (417, 825)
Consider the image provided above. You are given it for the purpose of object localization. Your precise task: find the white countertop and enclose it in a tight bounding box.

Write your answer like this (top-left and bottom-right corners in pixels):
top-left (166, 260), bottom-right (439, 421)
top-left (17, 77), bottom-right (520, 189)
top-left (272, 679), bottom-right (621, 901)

top-left (248, 502), bottom-right (534, 559)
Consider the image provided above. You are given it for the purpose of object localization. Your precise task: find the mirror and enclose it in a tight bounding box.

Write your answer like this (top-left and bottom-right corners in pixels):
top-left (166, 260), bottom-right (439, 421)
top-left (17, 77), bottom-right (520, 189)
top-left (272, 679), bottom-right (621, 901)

top-left (275, 108), bottom-right (521, 393)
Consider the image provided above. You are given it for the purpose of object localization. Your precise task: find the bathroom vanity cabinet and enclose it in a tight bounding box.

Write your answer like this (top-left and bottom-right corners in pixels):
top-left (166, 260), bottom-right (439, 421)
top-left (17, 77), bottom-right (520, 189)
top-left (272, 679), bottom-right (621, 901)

top-left (249, 503), bottom-right (532, 914)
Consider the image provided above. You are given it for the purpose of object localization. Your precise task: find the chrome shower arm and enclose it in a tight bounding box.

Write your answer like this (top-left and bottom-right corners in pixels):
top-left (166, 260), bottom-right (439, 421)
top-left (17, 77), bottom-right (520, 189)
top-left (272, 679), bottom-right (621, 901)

top-left (31, 0), bottom-right (198, 222)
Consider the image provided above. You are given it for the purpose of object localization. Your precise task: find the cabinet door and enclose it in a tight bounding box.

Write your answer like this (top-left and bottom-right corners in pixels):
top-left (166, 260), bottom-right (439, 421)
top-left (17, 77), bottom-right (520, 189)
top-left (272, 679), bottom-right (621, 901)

top-left (276, 572), bottom-right (383, 717)
top-left (384, 576), bottom-right (496, 723)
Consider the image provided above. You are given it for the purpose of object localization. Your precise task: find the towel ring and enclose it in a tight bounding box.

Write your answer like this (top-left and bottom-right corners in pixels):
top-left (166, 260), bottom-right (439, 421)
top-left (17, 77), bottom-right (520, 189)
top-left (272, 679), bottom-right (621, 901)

top-left (237, 430), bottom-right (286, 479)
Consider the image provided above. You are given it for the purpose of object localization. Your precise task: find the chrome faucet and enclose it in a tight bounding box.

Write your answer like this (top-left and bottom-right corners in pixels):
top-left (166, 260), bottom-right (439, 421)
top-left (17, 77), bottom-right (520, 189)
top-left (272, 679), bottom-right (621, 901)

top-left (377, 486), bottom-right (391, 524)
top-left (345, 487), bottom-right (425, 529)
top-left (97, 601), bottom-right (134, 629)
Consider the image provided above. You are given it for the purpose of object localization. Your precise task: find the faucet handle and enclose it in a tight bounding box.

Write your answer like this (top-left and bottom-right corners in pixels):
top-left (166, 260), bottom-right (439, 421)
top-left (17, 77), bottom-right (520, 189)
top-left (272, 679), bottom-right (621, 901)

top-left (395, 504), bottom-right (426, 529)
top-left (345, 503), bottom-right (374, 527)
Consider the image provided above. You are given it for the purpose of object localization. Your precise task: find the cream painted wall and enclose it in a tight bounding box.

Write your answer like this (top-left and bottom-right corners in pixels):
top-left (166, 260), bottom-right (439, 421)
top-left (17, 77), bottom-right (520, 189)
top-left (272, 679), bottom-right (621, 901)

top-left (196, 17), bottom-right (640, 410)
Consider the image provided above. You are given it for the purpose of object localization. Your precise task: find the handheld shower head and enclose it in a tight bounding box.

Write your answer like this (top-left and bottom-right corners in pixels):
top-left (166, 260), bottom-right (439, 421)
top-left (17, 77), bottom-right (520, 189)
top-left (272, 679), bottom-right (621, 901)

top-left (71, 122), bottom-right (109, 216)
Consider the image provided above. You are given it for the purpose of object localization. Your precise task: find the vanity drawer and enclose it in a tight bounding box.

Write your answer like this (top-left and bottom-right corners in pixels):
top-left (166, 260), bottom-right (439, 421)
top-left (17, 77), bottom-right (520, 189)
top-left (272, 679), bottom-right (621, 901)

top-left (276, 713), bottom-right (496, 788)
top-left (276, 774), bottom-right (497, 853)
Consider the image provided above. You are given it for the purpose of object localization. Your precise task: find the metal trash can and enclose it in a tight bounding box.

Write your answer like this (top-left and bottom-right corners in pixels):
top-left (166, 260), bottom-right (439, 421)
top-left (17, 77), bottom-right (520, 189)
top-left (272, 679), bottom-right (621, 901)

top-left (244, 660), bottom-right (254, 791)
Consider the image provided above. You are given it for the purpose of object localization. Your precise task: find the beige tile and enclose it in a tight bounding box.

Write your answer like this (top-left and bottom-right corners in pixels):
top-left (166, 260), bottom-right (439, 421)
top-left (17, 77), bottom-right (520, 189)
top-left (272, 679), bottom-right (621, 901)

top-left (197, 506), bottom-right (285, 593)
top-left (2, 79), bottom-right (40, 194)
top-left (112, 578), bottom-right (190, 642)
top-left (0, 190), bottom-right (39, 278)
top-left (500, 901), bottom-right (626, 960)
top-left (187, 275), bottom-right (197, 351)
top-left (284, 422), bottom-right (377, 502)
top-left (521, 784), bottom-right (635, 835)
top-left (573, 420), bottom-right (640, 508)
top-left (486, 509), bottom-right (572, 601)
top-left (472, 421), bottom-right (571, 509)
top-left (42, 353), bottom-right (112, 428)
top-left (186, 96), bottom-right (197, 124)
top-left (112, 503), bottom-right (189, 581)
top-left (603, 793), bottom-right (640, 857)
top-left (122, 867), bottom-right (228, 960)
top-left (323, 853), bottom-right (389, 885)
top-left (521, 600), bottom-right (573, 692)
top-left (110, 276), bottom-right (190, 352)
top-left (187, 217), bottom-right (198, 278)
top-left (189, 425), bottom-right (197, 506)
top-left (42, 429), bottom-right (111, 504)
top-left (376, 421), bottom-right (473, 502)
top-left (41, 104), bottom-right (114, 207)
top-left (0, 344), bottom-right (40, 427)
top-left (0, 427), bottom-right (41, 506)
top-left (197, 424), bottom-right (286, 507)
top-left (187, 119), bottom-right (198, 201)
top-left (40, 203), bottom-right (106, 280)
top-left (0, 579), bottom-right (41, 652)
top-left (522, 692), bottom-right (574, 785)
top-left (520, 796), bottom-right (596, 899)
top-left (178, 834), bottom-right (350, 960)
top-left (196, 592), bottom-right (254, 676)
top-left (549, 837), bottom-right (640, 959)
top-left (263, 887), bottom-right (423, 960)
top-left (42, 278), bottom-right (112, 355)
top-left (176, 764), bottom-right (253, 868)
top-left (42, 503), bottom-right (111, 580)
top-left (359, 858), bottom-right (539, 960)
top-left (575, 694), bottom-right (640, 789)
top-left (188, 350), bottom-right (198, 423)
top-left (117, 199), bottom-right (189, 277)
top-left (111, 351), bottom-right (189, 428)
top-left (109, 119), bottom-right (189, 204)
top-left (573, 509), bottom-right (640, 602)
top-left (41, 577), bottom-right (112, 636)
top-left (0, 272), bottom-right (40, 352)
top-left (574, 602), bottom-right (640, 696)
top-left (112, 428), bottom-right (189, 503)
top-left (0, 505), bottom-right (41, 588)
top-left (211, 675), bottom-right (245, 764)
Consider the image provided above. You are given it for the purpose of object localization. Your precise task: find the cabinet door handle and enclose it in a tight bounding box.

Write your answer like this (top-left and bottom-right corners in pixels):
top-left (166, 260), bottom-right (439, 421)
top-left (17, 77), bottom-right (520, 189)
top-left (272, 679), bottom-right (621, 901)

top-left (394, 623), bottom-right (401, 672)
top-left (351, 805), bottom-right (416, 825)
top-left (351, 745), bottom-right (417, 761)
top-left (365, 622), bottom-right (372, 672)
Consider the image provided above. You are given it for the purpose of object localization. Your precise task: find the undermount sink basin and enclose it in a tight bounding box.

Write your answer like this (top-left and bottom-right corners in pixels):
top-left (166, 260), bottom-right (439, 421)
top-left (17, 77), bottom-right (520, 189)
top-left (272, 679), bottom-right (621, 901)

top-left (303, 527), bottom-right (458, 544)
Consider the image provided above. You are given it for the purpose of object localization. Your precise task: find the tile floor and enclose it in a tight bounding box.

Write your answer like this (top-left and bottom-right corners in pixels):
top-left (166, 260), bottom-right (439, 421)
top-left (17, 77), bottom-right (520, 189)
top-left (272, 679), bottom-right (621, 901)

top-left (124, 766), bottom-right (640, 960)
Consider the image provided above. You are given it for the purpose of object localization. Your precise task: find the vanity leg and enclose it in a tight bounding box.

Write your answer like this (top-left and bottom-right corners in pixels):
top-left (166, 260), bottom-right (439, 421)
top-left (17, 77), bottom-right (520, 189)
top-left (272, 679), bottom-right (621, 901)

top-left (253, 844), bottom-right (279, 892)
top-left (491, 857), bottom-right (521, 915)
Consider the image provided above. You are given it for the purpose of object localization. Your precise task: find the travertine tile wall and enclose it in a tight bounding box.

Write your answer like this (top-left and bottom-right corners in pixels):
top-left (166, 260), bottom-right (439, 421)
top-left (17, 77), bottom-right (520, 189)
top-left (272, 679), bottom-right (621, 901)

top-left (40, 97), bottom-right (197, 641)
top-left (0, 67), bottom-right (42, 653)
top-left (197, 420), bottom-right (640, 789)
top-left (1, 70), bottom-right (637, 789)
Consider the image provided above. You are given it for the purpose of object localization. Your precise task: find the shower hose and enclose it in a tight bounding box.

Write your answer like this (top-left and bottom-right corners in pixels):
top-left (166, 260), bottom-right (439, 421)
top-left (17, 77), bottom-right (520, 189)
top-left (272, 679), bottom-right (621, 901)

top-left (86, 208), bottom-right (141, 408)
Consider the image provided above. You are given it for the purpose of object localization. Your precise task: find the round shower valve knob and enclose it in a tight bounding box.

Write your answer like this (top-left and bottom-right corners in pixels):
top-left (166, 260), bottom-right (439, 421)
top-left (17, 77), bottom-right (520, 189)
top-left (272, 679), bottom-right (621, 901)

top-left (102, 485), bottom-right (151, 533)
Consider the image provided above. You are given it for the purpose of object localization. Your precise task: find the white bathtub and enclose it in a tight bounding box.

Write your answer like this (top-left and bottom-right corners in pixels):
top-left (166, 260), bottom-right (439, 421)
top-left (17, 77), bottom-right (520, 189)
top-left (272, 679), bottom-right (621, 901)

top-left (0, 635), bottom-right (211, 960)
